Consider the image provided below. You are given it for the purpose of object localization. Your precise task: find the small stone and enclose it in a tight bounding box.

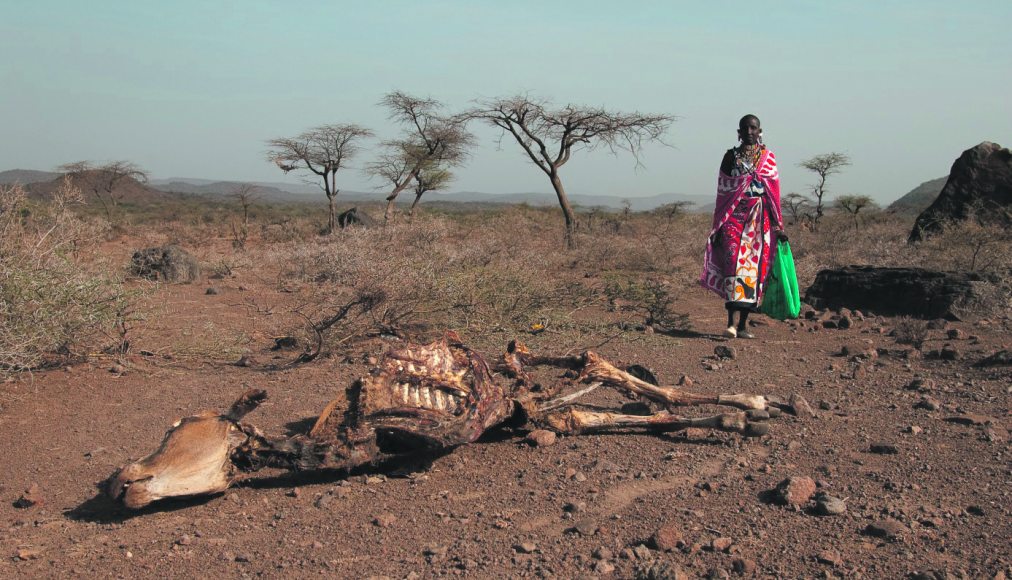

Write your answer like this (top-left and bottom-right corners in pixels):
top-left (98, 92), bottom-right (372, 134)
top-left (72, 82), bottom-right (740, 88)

top-left (574, 472), bottom-right (587, 482)
top-left (774, 476), bottom-right (817, 506)
top-left (373, 513), bottom-right (397, 528)
top-left (822, 319), bottom-right (839, 329)
top-left (731, 557), bottom-right (756, 575)
top-left (906, 425), bottom-right (923, 435)
top-left (564, 501), bottom-right (586, 513)
top-left (493, 519), bottom-right (509, 529)
top-left (594, 560), bottom-right (616, 574)
top-left (651, 524), bottom-right (683, 552)
top-left (314, 494), bottom-right (334, 509)
top-left (423, 544), bottom-right (447, 557)
top-left (677, 375), bottom-right (693, 387)
top-left (714, 345), bottom-right (737, 360)
top-left (235, 553), bottom-right (252, 563)
top-left (863, 519), bottom-right (907, 540)
top-left (572, 519), bottom-right (599, 536)
top-left (966, 505), bottom-right (985, 516)
top-left (632, 544), bottom-right (653, 560)
top-left (14, 483), bottom-right (43, 509)
top-left (869, 442), bottom-right (899, 455)
top-left (16, 548), bottom-right (42, 560)
top-left (906, 377), bottom-right (935, 392)
top-left (816, 550), bottom-right (842, 566)
top-left (915, 397), bottom-right (941, 411)
top-left (312, 541), bottom-right (324, 549)
top-left (815, 494), bottom-right (847, 516)
top-left (526, 429), bottom-right (557, 447)
top-left (838, 315), bottom-right (853, 329)
top-left (940, 344), bottom-right (961, 360)
top-left (945, 414), bottom-right (993, 426)
top-left (946, 328), bottom-right (966, 339)
top-left (514, 541), bottom-right (538, 554)
top-left (176, 534), bottom-right (193, 546)
top-left (365, 475), bottom-right (385, 485)
top-left (206, 287), bottom-right (220, 295)
top-left (287, 487), bottom-right (301, 498)
top-left (711, 537), bottom-right (733, 552)
top-left (235, 355), bottom-right (253, 367)
top-left (788, 394), bottom-right (815, 418)
top-left (593, 547), bottom-right (614, 560)
top-left (926, 318), bottom-right (948, 330)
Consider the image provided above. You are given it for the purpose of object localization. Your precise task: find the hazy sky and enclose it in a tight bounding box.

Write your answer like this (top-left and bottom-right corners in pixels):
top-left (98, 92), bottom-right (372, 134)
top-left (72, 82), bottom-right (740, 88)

top-left (2, 1), bottom-right (1010, 204)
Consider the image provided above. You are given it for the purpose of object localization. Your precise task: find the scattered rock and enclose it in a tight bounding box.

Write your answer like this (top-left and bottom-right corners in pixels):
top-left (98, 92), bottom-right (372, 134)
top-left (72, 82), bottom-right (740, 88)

top-left (176, 534), bottom-right (193, 546)
top-left (710, 537), bottom-right (733, 552)
top-left (677, 375), bottom-right (693, 387)
top-left (631, 544), bottom-right (653, 560)
top-left (939, 344), bottom-right (961, 360)
top-left (423, 544), bottom-right (447, 558)
top-left (906, 425), bottom-right (923, 435)
top-left (714, 345), bottom-right (737, 360)
top-left (594, 560), bottom-right (616, 574)
top-left (235, 553), bottom-right (252, 563)
top-left (593, 547), bottom-right (614, 560)
top-left (946, 328), bottom-right (966, 339)
top-left (15, 547), bottom-right (42, 560)
top-left (525, 429), bottom-right (557, 447)
top-left (945, 414), bottom-right (994, 426)
top-left (814, 494), bottom-right (847, 516)
top-left (514, 541), bottom-right (538, 554)
top-left (651, 524), bottom-right (683, 552)
top-left (906, 377), bottom-right (935, 392)
top-left (869, 442), bottom-right (899, 455)
top-left (373, 513), bottom-right (397, 528)
top-left (787, 394), bottom-right (815, 418)
top-left (14, 483), bottom-right (43, 509)
top-left (974, 349), bottom-right (1012, 367)
top-left (205, 287), bottom-right (220, 295)
top-left (774, 476), bottom-right (817, 506)
top-left (572, 519), bottom-right (599, 536)
top-left (816, 550), bottom-right (843, 566)
top-left (563, 501), bottom-right (586, 513)
top-left (915, 397), bottom-right (941, 411)
top-left (863, 519), bottom-right (907, 540)
top-left (731, 557), bottom-right (756, 575)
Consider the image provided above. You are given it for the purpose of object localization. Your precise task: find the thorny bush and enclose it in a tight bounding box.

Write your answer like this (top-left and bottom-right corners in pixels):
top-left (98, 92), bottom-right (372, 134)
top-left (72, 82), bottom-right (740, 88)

top-left (0, 181), bottom-right (130, 372)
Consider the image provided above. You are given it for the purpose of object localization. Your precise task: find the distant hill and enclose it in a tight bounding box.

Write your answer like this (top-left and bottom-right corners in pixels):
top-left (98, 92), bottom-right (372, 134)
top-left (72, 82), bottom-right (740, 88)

top-left (0, 169), bottom-right (61, 185)
top-left (888, 176), bottom-right (947, 214)
top-left (8, 169), bottom-right (711, 212)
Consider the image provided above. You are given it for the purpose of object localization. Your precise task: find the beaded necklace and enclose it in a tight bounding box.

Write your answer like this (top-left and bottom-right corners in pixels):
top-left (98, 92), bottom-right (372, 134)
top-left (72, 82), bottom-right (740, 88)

top-left (736, 143), bottom-right (764, 171)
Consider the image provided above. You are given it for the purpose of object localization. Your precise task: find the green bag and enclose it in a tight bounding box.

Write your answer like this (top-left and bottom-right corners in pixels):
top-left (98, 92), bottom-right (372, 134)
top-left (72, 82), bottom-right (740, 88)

top-left (760, 240), bottom-right (801, 320)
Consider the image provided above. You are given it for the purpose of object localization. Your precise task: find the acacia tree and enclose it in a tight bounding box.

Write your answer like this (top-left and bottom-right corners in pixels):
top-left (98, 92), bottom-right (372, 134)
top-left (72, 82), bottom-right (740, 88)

top-left (799, 152), bottom-right (850, 229)
top-left (835, 194), bottom-right (877, 231)
top-left (229, 183), bottom-right (259, 250)
top-left (469, 95), bottom-right (673, 248)
top-left (57, 160), bottom-right (149, 220)
top-left (782, 192), bottom-right (811, 225)
top-left (267, 124), bottom-right (373, 233)
top-left (409, 165), bottom-right (453, 217)
top-left (367, 91), bottom-right (473, 223)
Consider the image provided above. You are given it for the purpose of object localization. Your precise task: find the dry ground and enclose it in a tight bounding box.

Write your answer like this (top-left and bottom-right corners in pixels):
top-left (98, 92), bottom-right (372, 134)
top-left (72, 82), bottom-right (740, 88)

top-left (1, 206), bottom-right (1010, 579)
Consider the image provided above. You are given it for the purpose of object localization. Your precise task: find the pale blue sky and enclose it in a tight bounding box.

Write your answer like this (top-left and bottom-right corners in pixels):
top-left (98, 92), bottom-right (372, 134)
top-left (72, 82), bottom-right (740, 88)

top-left (2, 1), bottom-right (1010, 203)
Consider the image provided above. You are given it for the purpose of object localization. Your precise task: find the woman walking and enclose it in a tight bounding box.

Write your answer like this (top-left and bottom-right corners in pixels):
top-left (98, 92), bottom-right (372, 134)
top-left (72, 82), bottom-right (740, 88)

top-left (700, 114), bottom-right (787, 338)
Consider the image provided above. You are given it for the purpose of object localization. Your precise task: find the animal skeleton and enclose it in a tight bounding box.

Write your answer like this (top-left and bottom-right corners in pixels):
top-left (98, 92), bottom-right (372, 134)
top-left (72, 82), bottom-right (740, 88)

top-left (108, 335), bottom-right (778, 509)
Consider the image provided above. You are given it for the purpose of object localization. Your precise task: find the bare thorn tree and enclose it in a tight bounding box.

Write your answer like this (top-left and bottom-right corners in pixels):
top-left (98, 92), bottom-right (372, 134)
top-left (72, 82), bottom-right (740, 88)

top-left (367, 91), bottom-right (474, 223)
top-left (267, 124), bottom-right (373, 233)
top-left (409, 165), bottom-right (453, 218)
top-left (57, 160), bottom-right (149, 220)
top-left (799, 152), bottom-right (850, 229)
top-left (469, 95), bottom-right (673, 248)
top-left (835, 194), bottom-right (877, 231)
top-left (230, 183), bottom-right (259, 250)
top-left (782, 192), bottom-right (812, 226)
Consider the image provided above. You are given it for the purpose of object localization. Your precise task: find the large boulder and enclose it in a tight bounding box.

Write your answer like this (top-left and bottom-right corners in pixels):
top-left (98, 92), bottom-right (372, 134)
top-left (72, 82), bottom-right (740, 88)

top-left (910, 142), bottom-right (1012, 242)
top-left (804, 266), bottom-right (1005, 320)
top-left (129, 245), bottom-right (201, 283)
top-left (337, 207), bottom-right (375, 228)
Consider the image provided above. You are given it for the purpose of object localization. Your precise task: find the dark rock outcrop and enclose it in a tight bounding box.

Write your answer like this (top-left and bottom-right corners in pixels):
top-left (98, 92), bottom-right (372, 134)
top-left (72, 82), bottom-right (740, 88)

top-left (130, 245), bottom-right (201, 283)
top-left (337, 207), bottom-right (375, 228)
top-left (910, 142), bottom-right (1012, 242)
top-left (805, 266), bottom-right (1004, 320)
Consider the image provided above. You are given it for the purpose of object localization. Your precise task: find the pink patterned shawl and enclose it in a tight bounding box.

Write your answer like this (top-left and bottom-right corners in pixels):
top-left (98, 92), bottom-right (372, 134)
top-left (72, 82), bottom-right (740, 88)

top-left (699, 148), bottom-right (783, 296)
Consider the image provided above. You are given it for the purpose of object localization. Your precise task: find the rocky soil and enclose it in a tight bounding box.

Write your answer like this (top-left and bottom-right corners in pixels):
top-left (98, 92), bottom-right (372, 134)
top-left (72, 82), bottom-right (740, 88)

top-left (1, 245), bottom-right (1009, 579)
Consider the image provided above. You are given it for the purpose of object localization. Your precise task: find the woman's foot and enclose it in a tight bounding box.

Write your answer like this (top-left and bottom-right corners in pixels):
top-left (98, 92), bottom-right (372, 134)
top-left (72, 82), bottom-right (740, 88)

top-left (724, 326), bottom-right (737, 338)
top-left (737, 328), bottom-right (755, 339)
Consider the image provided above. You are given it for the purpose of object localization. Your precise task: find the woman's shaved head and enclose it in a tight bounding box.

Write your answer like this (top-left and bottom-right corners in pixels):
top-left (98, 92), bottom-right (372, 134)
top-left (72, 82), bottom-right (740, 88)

top-left (739, 114), bottom-right (761, 128)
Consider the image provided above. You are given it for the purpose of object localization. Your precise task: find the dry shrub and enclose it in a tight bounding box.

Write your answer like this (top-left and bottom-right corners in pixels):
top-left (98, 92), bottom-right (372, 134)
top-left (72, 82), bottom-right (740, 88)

top-left (0, 181), bottom-right (129, 372)
top-left (274, 214), bottom-right (566, 349)
top-left (891, 316), bottom-right (929, 349)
